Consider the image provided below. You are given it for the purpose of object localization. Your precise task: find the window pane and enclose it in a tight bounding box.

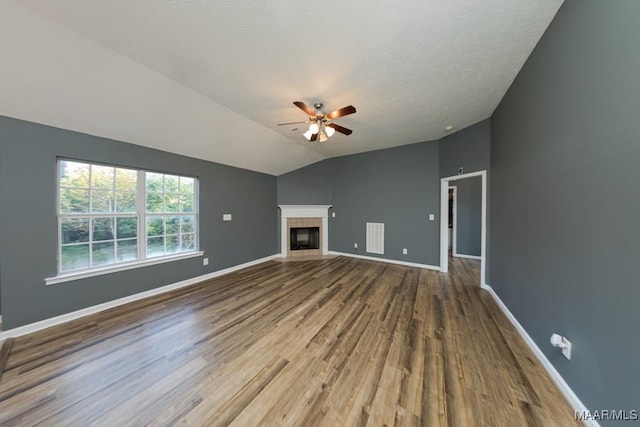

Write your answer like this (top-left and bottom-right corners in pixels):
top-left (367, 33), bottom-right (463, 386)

top-left (165, 194), bottom-right (179, 212)
top-left (180, 216), bottom-right (194, 233)
top-left (164, 175), bottom-right (179, 193)
top-left (91, 190), bottom-right (114, 213)
top-left (146, 172), bottom-right (163, 193)
top-left (146, 193), bottom-right (163, 212)
top-left (61, 218), bottom-right (90, 244)
top-left (147, 237), bottom-right (164, 257)
top-left (91, 165), bottom-right (115, 189)
top-left (60, 188), bottom-right (90, 213)
top-left (92, 218), bottom-right (114, 241)
top-left (115, 168), bottom-right (137, 192)
top-left (61, 244), bottom-right (89, 271)
top-left (166, 235), bottom-right (180, 254)
top-left (180, 177), bottom-right (194, 196)
top-left (117, 217), bottom-right (138, 239)
top-left (93, 242), bottom-right (115, 266)
top-left (60, 161), bottom-right (90, 188)
top-left (146, 216), bottom-right (164, 237)
top-left (181, 233), bottom-right (195, 251)
top-left (179, 194), bottom-right (194, 213)
top-left (117, 239), bottom-right (138, 262)
top-left (116, 192), bottom-right (137, 213)
top-left (166, 216), bottom-right (179, 235)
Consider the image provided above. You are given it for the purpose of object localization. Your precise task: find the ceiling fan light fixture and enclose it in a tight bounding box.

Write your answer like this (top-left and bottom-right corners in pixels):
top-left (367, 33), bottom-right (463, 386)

top-left (303, 130), bottom-right (314, 140)
top-left (325, 126), bottom-right (335, 137)
top-left (308, 123), bottom-right (319, 134)
top-left (319, 130), bottom-right (328, 143)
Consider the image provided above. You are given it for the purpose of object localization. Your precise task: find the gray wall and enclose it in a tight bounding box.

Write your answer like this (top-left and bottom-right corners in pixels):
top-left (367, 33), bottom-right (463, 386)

top-left (330, 142), bottom-right (440, 265)
top-left (277, 159), bottom-right (332, 205)
top-left (439, 119), bottom-right (490, 178)
top-left (454, 176), bottom-right (481, 257)
top-left (0, 115), bottom-right (277, 329)
top-left (490, 0), bottom-right (640, 419)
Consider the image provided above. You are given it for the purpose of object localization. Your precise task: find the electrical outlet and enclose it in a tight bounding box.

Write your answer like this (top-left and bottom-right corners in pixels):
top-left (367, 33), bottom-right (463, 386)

top-left (562, 337), bottom-right (572, 360)
top-left (354, 243), bottom-right (358, 249)
top-left (203, 258), bottom-right (209, 266)
top-left (223, 213), bottom-right (232, 221)
top-left (402, 248), bottom-right (408, 255)
top-left (428, 214), bottom-right (435, 221)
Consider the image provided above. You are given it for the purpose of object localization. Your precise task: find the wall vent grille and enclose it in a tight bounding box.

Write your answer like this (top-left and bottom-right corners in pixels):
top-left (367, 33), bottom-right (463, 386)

top-left (366, 222), bottom-right (385, 254)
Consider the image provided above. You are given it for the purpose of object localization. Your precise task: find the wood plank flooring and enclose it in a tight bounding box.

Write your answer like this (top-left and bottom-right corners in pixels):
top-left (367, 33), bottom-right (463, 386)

top-left (0, 256), bottom-right (581, 426)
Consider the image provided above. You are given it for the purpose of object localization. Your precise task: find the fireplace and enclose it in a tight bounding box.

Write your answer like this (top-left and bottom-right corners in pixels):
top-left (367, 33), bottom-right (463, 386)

top-left (279, 205), bottom-right (331, 258)
top-left (290, 227), bottom-right (320, 251)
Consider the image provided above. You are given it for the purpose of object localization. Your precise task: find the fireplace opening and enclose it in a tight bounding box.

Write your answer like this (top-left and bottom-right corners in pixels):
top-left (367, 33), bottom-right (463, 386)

top-left (290, 227), bottom-right (320, 251)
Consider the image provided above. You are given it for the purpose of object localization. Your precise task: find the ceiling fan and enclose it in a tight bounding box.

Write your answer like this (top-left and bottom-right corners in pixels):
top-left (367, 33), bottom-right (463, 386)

top-left (278, 101), bottom-right (356, 142)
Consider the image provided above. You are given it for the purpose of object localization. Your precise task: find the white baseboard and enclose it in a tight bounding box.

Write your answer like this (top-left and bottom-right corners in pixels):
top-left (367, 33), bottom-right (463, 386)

top-left (0, 254), bottom-right (281, 340)
top-left (453, 253), bottom-right (482, 260)
top-left (328, 251), bottom-right (440, 271)
top-left (481, 284), bottom-right (597, 427)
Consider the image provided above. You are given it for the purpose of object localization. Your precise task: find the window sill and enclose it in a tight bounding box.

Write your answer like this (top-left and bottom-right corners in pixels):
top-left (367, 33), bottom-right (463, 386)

top-left (45, 251), bottom-right (205, 286)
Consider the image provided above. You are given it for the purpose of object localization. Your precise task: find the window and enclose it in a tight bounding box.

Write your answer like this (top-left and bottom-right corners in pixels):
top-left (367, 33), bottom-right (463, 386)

top-left (57, 160), bottom-right (198, 275)
top-left (144, 172), bottom-right (196, 258)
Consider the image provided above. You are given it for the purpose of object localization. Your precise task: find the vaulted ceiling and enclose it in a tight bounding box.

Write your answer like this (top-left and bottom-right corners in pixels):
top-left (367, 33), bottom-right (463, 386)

top-left (0, 1), bottom-right (563, 175)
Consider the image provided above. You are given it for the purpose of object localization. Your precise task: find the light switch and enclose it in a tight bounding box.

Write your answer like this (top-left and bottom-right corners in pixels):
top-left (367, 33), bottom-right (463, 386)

top-left (332, 212), bottom-right (336, 218)
top-left (223, 213), bottom-right (232, 221)
top-left (428, 214), bottom-right (435, 221)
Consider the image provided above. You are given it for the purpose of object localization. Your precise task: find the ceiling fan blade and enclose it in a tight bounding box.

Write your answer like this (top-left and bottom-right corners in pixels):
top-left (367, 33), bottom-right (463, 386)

top-left (293, 101), bottom-right (316, 117)
top-left (277, 121), bottom-right (306, 126)
top-left (310, 132), bottom-right (318, 142)
top-left (326, 105), bottom-right (356, 120)
top-left (327, 123), bottom-right (353, 135)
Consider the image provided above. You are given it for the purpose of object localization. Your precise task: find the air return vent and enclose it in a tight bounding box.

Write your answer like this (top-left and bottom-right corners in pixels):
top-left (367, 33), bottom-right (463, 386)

top-left (366, 222), bottom-right (384, 254)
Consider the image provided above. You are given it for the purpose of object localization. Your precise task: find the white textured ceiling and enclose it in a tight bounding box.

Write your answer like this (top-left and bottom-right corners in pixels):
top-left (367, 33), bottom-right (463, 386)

top-left (1, 0), bottom-right (563, 175)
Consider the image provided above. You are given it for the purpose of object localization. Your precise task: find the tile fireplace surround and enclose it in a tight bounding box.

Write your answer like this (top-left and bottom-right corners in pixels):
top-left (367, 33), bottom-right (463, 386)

top-left (278, 205), bottom-right (331, 257)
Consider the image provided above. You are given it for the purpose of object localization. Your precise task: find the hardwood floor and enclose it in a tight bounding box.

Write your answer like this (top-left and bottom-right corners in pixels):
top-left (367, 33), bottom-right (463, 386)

top-left (0, 256), bottom-right (580, 426)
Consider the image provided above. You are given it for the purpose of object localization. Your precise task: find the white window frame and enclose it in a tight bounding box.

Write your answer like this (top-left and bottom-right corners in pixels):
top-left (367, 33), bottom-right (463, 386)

top-left (46, 160), bottom-right (203, 285)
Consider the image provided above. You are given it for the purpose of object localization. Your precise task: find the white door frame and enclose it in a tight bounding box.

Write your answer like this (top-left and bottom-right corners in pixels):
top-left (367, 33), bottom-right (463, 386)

top-left (440, 170), bottom-right (487, 286)
top-left (449, 186), bottom-right (457, 254)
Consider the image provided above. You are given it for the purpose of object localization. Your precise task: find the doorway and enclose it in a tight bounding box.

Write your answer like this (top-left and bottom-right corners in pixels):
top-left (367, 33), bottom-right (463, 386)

top-left (440, 170), bottom-right (487, 287)
top-left (448, 186), bottom-right (456, 253)
top-left (450, 177), bottom-right (482, 260)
